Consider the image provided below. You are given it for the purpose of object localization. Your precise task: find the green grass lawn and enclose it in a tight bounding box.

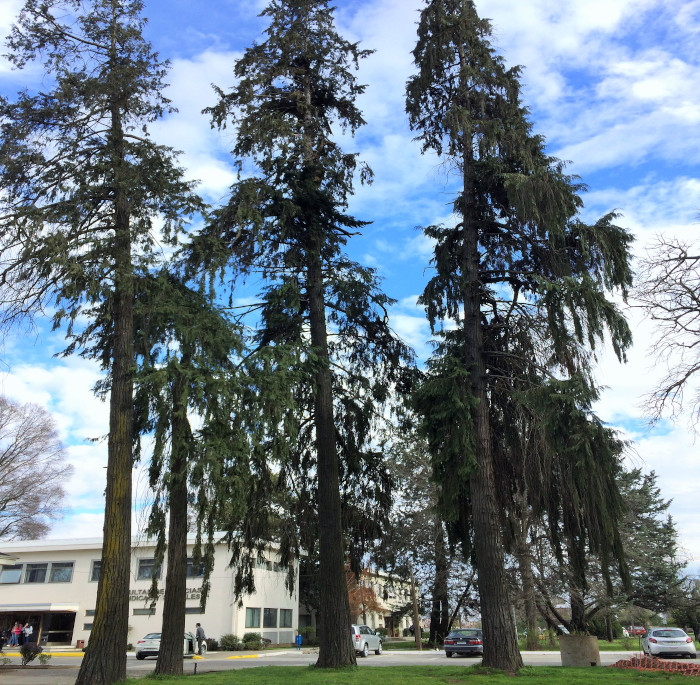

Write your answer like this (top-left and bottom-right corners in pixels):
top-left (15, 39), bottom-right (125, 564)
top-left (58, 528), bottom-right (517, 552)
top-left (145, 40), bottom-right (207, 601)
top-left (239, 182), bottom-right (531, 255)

top-left (125, 665), bottom-right (698, 684)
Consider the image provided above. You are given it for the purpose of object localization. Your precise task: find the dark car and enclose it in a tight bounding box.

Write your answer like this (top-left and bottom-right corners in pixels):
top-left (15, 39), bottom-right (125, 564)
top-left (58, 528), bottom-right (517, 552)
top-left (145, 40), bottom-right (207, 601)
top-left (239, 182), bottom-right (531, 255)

top-left (444, 628), bottom-right (483, 658)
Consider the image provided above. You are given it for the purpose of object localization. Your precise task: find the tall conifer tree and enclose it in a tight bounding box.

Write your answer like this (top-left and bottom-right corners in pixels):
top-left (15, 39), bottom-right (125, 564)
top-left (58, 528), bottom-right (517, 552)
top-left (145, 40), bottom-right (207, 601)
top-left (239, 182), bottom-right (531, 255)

top-left (131, 272), bottom-right (245, 676)
top-left (199, 0), bottom-right (410, 667)
top-left (0, 2), bottom-right (201, 682)
top-left (407, 0), bottom-right (633, 671)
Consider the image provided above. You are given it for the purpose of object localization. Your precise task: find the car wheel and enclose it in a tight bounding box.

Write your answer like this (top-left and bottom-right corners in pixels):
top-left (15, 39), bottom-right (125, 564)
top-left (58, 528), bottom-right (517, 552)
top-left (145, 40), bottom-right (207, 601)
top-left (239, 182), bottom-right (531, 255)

top-left (375, 642), bottom-right (382, 655)
top-left (136, 653), bottom-right (145, 661)
top-left (361, 642), bottom-right (369, 658)
top-left (446, 651), bottom-right (453, 658)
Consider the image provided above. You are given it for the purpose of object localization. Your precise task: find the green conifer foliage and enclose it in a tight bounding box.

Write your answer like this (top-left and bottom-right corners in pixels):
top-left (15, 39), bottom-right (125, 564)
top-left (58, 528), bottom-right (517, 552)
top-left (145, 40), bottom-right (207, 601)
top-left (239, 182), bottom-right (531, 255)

top-left (407, 0), bottom-right (633, 670)
top-left (198, 0), bottom-right (411, 668)
top-left (0, 2), bottom-right (201, 683)
top-left (130, 271), bottom-right (245, 676)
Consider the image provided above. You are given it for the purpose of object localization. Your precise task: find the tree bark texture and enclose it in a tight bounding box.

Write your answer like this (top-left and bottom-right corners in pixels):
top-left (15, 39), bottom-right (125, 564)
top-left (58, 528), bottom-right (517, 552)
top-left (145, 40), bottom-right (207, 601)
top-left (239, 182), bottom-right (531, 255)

top-left (429, 518), bottom-right (449, 645)
top-left (516, 536), bottom-right (540, 651)
top-left (75, 30), bottom-right (134, 680)
top-left (308, 246), bottom-right (356, 668)
top-left (75, 166), bottom-right (133, 685)
top-left (155, 373), bottom-right (190, 676)
top-left (460, 133), bottom-right (522, 671)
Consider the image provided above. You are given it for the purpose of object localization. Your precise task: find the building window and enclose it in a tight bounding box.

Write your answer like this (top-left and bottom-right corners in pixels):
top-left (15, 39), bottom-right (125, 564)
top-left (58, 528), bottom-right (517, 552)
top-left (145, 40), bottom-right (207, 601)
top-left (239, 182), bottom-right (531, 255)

top-left (133, 608), bottom-right (156, 616)
top-left (85, 610), bottom-right (95, 617)
top-left (25, 563), bottom-right (48, 583)
top-left (280, 609), bottom-right (292, 628)
top-left (137, 559), bottom-right (160, 580)
top-left (83, 623), bottom-right (93, 630)
top-left (245, 607), bottom-right (261, 628)
top-left (186, 558), bottom-right (204, 578)
top-left (0, 564), bottom-right (22, 584)
top-left (263, 608), bottom-right (277, 628)
top-left (49, 561), bottom-right (74, 583)
top-left (90, 560), bottom-right (101, 582)
top-left (184, 607), bottom-right (203, 614)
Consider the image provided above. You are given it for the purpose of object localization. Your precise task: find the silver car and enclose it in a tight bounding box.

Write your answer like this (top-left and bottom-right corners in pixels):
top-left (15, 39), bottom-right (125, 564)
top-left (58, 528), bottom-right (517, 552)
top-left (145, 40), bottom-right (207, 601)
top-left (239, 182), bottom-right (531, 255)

top-left (642, 627), bottom-right (697, 659)
top-left (351, 624), bottom-right (382, 657)
top-left (134, 631), bottom-right (204, 660)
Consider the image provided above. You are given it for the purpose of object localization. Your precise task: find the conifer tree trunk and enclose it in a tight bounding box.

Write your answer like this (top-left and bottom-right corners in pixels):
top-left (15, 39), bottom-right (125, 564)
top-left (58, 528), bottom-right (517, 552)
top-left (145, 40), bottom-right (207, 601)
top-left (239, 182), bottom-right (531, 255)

top-left (155, 371), bottom-right (189, 676)
top-left (308, 245), bottom-right (356, 668)
top-left (430, 517), bottom-right (449, 644)
top-left (460, 129), bottom-right (522, 670)
top-left (76, 109), bottom-right (133, 685)
top-left (516, 536), bottom-right (540, 651)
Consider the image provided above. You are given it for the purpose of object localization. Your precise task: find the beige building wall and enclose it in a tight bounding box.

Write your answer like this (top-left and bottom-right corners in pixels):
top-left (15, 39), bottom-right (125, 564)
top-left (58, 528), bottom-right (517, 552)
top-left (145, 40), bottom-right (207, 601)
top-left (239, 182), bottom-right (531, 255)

top-left (0, 536), bottom-right (298, 648)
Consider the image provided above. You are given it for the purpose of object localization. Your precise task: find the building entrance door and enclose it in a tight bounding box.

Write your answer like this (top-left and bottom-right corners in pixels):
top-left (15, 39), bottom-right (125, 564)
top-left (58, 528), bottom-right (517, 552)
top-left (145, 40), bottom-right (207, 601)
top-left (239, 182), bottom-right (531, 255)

top-left (39, 612), bottom-right (75, 645)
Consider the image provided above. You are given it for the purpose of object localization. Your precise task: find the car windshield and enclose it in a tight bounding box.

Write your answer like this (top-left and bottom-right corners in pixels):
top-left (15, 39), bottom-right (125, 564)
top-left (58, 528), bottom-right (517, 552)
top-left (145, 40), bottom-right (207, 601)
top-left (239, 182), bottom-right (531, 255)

top-left (448, 630), bottom-right (480, 638)
top-left (143, 633), bottom-right (161, 640)
top-left (652, 629), bottom-right (686, 638)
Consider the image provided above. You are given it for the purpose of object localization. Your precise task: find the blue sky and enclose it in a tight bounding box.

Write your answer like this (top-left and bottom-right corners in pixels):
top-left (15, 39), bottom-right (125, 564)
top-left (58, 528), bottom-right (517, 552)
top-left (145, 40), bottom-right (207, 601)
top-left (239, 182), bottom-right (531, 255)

top-left (1, 0), bottom-right (700, 573)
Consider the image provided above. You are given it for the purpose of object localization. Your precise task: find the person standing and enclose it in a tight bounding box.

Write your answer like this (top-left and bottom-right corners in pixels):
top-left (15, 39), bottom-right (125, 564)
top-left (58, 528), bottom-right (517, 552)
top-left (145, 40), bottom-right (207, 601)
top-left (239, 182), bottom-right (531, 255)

top-left (195, 623), bottom-right (206, 656)
top-left (8, 623), bottom-right (20, 647)
top-left (22, 622), bottom-right (33, 644)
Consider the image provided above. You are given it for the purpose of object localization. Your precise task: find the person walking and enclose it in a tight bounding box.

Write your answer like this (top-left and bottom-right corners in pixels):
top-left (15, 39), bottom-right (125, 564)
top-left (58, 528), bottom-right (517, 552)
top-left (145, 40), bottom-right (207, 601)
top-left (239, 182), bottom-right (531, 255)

top-left (195, 623), bottom-right (206, 656)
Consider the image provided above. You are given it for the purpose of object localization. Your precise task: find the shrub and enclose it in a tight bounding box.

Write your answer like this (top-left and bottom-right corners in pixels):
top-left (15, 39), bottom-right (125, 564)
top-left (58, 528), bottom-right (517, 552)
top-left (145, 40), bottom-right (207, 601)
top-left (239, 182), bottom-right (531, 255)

top-left (206, 638), bottom-right (219, 652)
top-left (242, 632), bottom-right (262, 650)
top-left (219, 634), bottom-right (240, 651)
top-left (375, 627), bottom-right (388, 636)
top-left (20, 643), bottom-right (42, 666)
top-left (37, 653), bottom-right (52, 665)
top-left (126, 643), bottom-right (133, 652)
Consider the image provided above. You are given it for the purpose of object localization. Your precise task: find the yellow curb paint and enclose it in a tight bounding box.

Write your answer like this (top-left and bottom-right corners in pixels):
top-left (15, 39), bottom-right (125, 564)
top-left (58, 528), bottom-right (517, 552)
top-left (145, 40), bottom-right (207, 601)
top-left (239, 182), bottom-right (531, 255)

top-left (226, 654), bottom-right (262, 660)
top-left (1, 651), bottom-right (84, 657)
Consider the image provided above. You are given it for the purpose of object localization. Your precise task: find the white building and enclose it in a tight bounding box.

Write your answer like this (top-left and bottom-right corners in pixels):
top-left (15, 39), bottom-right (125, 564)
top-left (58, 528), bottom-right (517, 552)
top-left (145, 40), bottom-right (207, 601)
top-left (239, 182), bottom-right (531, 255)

top-left (0, 536), bottom-right (298, 648)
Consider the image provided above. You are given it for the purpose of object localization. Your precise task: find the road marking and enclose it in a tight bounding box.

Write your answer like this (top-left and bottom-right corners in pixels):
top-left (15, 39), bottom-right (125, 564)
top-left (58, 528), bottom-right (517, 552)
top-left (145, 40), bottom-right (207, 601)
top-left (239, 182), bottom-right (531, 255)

top-left (1, 651), bottom-right (84, 657)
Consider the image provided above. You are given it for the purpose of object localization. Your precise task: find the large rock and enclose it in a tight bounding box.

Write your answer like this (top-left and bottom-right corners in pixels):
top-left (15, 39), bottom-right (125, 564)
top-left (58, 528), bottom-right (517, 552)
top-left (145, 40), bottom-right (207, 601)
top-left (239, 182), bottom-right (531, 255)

top-left (559, 634), bottom-right (600, 667)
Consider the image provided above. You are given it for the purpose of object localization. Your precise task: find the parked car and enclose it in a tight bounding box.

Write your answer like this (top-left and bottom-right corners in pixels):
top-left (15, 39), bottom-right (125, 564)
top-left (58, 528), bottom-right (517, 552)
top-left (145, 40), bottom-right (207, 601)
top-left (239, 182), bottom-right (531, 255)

top-left (351, 624), bottom-right (382, 657)
top-left (134, 631), bottom-right (204, 660)
top-left (444, 628), bottom-right (483, 658)
top-left (628, 626), bottom-right (646, 636)
top-left (642, 627), bottom-right (697, 659)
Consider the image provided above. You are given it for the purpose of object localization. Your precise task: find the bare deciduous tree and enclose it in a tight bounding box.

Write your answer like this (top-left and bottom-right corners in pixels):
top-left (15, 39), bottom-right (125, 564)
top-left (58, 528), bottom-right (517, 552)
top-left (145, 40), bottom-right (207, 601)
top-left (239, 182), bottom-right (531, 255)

top-left (0, 396), bottom-right (72, 539)
top-left (636, 235), bottom-right (700, 426)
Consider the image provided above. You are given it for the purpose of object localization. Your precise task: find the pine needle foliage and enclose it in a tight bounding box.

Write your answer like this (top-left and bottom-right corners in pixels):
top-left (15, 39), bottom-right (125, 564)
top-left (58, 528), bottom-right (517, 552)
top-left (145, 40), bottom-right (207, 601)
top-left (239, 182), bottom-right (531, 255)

top-left (407, 0), bottom-right (634, 669)
top-left (194, 0), bottom-right (412, 669)
top-left (0, 2), bottom-right (202, 683)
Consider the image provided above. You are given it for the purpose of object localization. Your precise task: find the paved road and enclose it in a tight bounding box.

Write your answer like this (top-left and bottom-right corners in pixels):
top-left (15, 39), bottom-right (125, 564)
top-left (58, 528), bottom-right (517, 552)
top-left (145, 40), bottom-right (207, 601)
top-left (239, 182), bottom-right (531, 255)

top-left (0, 648), bottom-right (679, 684)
